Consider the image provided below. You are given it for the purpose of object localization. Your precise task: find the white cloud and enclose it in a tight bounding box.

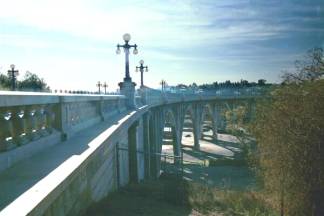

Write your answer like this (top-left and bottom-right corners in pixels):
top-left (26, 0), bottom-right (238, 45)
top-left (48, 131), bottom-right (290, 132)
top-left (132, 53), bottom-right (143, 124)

top-left (0, 0), bottom-right (289, 45)
top-left (0, 0), bottom-right (322, 89)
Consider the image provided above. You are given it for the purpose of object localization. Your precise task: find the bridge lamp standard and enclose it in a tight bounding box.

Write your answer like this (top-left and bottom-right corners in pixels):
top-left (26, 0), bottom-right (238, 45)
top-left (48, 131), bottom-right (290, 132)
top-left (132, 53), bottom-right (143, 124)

top-left (116, 33), bottom-right (138, 82)
top-left (7, 64), bottom-right (19, 91)
top-left (103, 82), bottom-right (108, 94)
top-left (135, 60), bottom-right (148, 88)
top-left (160, 79), bottom-right (167, 91)
top-left (96, 81), bottom-right (103, 94)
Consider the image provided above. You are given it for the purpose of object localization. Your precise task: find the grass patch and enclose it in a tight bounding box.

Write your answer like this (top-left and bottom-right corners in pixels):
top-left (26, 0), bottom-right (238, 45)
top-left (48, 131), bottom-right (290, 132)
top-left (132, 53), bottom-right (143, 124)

top-left (84, 173), bottom-right (277, 216)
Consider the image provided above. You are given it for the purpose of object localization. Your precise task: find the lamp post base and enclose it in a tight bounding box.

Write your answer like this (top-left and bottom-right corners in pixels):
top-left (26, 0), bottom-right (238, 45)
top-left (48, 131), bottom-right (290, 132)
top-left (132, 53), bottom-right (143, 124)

top-left (119, 80), bottom-right (136, 109)
top-left (123, 77), bottom-right (132, 82)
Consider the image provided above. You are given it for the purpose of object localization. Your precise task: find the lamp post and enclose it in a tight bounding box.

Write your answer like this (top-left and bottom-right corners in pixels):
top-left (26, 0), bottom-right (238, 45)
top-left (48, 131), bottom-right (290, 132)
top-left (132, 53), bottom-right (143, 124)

top-left (96, 81), bottom-right (102, 94)
top-left (103, 82), bottom-right (108, 94)
top-left (136, 60), bottom-right (148, 88)
top-left (7, 64), bottom-right (19, 91)
top-left (160, 79), bottom-right (167, 91)
top-left (116, 33), bottom-right (138, 82)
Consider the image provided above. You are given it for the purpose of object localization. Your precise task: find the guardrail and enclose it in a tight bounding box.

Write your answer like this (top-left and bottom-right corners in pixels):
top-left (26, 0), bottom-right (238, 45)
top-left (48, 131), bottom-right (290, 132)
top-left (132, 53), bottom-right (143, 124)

top-left (138, 86), bottom-right (266, 106)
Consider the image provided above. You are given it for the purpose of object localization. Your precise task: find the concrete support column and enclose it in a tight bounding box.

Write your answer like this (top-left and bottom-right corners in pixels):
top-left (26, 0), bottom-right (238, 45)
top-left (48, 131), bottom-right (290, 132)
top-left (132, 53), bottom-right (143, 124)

top-left (192, 104), bottom-right (203, 150)
top-left (176, 104), bottom-right (186, 148)
top-left (128, 121), bottom-right (139, 183)
top-left (211, 104), bottom-right (219, 140)
top-left (171, 126), bottom-right (181, 165)
top-left (136, 118), bottom-right (145, 181)
top-left (119, 81), bottom-right (136, 109)
top-left (149, 110), bottom-right (162, 179)
top-left (116, 135), bottom-right (130, 187)
top-left (149, 117), bottom-right (157, 179)
top-left (149, 110), bottom-right (163, 179)
top-left (143, 114), bottom-right (151, 179)
top-left (193, 127), bottom-right (200, 150)
top-left (215, 104), bottom-right (226, 132)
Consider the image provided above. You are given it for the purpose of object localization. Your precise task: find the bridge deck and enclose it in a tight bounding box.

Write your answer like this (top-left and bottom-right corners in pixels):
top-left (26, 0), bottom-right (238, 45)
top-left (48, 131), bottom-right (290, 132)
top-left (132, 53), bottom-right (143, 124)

top-left (0, 110), bottom-right (131, 210)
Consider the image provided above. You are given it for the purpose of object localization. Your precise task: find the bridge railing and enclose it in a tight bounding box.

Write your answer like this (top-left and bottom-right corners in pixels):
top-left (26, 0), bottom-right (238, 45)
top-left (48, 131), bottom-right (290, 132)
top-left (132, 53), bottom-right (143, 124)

top-left (138, 86), bottom-right (267, 106)
top-left (0, 91), bottom-right (126, 172)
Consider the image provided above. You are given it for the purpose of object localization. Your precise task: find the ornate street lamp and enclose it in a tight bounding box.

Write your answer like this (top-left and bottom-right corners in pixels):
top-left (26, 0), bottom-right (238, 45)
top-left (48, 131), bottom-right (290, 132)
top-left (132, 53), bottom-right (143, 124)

top-left (96, 81), bottom-right (102, 94)
top-left (136, 59), bottom-right (148, 88)
top-left (7, 64), bottom-right (19, 91)
top-left (160, 79), bottom-right (167, 91)
top-left (103, 82), bottom-right (108, 94)
top-left (116, 33), bottom-right (138, 82)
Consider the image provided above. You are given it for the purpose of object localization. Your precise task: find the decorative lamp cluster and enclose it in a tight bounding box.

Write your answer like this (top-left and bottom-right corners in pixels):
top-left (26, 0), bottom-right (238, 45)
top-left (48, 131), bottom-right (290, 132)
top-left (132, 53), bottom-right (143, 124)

top-left (116, 33), bottom-right (148, 86)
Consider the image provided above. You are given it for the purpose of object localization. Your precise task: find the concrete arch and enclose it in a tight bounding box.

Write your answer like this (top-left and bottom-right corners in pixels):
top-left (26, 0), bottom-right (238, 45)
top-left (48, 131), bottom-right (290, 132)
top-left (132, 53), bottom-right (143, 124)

top-left (182, 104), bottom-right (195, 128)
top-left (181, 104), bottom-right (195, 136)
top-left (201, 103), bottom-right (218, 140)
top-left (161, 107), bottom-right (181, 165)
top-left (163, 107), bottom-right (177, 128)
top-left (181, 103), bottom-right (203, 150)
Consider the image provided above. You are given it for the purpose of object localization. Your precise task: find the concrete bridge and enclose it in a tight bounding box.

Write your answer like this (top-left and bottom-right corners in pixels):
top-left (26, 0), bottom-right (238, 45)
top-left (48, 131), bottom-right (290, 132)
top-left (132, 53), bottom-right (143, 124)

top-left (0, 84), bottom-right (259, 215)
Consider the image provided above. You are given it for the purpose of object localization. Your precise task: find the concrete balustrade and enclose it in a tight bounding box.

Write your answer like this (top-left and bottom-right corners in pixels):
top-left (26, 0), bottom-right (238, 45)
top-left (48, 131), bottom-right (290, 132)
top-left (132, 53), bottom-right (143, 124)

top-left (0, 92), bottom-right (127, 172)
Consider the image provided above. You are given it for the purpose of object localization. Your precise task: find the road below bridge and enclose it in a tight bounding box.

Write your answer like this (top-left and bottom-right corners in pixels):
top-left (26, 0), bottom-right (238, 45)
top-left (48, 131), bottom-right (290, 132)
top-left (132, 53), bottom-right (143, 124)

top-left (161, 130), bottom-right (256, 190)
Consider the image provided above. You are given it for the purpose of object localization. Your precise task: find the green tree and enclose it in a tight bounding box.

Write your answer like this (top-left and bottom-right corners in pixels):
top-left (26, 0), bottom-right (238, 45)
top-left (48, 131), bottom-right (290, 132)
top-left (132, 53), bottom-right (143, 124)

top-left (224, 105), bottom-right (249, 145)
top-left (282, 47), bottom-right (324, 83)
top-left (0, 74), bottom-right (11, 90)
top-left (252, 48), bottom-right (324, 215)
top-left (223, 104), bottom-right (257, 165)
top-left (258, 79), bottom-right (267, 86)
top-left (19, 71), bottom-right (49, 91)
top-left (0, 70), bottom-right (49, 91)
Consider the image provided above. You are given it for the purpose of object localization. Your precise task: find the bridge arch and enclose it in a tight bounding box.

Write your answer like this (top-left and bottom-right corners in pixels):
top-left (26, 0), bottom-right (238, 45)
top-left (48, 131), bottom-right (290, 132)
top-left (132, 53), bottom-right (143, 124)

top-left (201, 103), bottom-right (218, 140)
top-left (181, 104), bottom-right (196, 148)
top-left (160, 107), bottom-right (181, 165)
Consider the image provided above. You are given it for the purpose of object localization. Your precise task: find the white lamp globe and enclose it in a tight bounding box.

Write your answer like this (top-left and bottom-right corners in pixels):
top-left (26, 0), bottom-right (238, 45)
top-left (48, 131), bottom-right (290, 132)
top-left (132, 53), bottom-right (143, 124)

top-left (10, 64), bottom-right (15, 70)
top-left (139, 60), bottom-right (144, 65)
top-left (116, 47), bottom-right (121, 54)
top-left (123, 33), bottom-right (131, 42)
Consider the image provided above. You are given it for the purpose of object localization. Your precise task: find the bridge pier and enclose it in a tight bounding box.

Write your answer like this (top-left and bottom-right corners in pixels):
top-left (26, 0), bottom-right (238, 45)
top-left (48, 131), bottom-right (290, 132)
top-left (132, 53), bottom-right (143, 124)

top-left (192, 104), bottom-right (203, 150)
top-left (173, 105), bottom-right (186, 165)
top-left (171, 126), bottom-right (182, 165)
top-left (127, 119), bottom-right (146, 183)
top-left (119, 81), bottom-right (136, 109)
top-left (215, 104), bottom-right (226, 131)
top-left (148, 109), bottom-right (164, 179)
top-left (143, 114), bottom-right (151, 180)
top-left (211, 104), bottom-right (219, 140)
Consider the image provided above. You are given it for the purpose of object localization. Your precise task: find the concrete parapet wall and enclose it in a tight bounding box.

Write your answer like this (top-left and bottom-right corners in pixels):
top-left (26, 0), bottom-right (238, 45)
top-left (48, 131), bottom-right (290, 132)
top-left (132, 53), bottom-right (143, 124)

top-left (0, 92), bottom-right (127, 173)
top-left (0, 107), bottom-right (148, 216)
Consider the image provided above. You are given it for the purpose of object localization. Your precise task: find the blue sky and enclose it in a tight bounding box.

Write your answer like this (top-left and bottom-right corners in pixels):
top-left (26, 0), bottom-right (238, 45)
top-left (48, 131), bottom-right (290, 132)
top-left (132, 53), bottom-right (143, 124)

top-left (0, 0), bottom-right (323, 91)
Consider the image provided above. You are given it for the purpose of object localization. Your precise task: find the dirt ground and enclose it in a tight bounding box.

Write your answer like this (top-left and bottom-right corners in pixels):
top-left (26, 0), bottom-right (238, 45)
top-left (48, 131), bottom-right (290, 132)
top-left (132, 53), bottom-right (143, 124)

top-left (162, 129), bottom-right (256, 190)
